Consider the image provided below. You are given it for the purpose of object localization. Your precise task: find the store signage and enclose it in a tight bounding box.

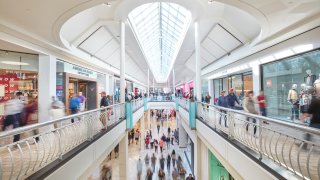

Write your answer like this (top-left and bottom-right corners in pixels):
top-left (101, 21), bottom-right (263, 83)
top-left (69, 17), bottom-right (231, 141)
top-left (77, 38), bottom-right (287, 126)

top-left (64, 63), bottom-right (97, 79)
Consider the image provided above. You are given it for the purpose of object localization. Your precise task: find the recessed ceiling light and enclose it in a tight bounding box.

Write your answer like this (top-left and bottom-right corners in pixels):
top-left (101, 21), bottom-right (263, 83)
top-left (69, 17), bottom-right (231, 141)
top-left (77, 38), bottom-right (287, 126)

top-left (1, 61), bottom-right (29, 66)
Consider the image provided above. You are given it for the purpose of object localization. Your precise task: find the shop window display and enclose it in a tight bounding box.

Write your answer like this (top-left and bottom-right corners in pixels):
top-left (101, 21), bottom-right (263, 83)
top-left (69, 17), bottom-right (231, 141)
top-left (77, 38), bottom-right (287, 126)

top-left (0, 50), bottom-right (39, 128)
top-left (262, 49), bottom-right (320, 122)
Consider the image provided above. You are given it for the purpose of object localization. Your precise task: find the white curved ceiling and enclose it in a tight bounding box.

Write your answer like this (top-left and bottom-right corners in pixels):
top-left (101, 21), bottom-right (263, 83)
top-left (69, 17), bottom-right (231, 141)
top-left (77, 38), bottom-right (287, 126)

top-left (0, 0), bottom-right (319, 86)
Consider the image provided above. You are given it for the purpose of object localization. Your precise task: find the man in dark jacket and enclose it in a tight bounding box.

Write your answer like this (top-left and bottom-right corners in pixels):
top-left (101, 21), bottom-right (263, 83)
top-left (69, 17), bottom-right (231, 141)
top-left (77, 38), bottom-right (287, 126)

top-left (226, 88), bottom-right (239, 109)
top-left (100, 92), bottom-right (109, 107)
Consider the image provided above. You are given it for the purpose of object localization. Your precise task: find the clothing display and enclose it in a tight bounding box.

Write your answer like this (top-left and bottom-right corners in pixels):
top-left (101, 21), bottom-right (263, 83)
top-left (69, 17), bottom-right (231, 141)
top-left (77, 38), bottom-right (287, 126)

top-left (314, 79), bottom-right (320, 95)
top-left (288, 89), bottom-right (299, 104)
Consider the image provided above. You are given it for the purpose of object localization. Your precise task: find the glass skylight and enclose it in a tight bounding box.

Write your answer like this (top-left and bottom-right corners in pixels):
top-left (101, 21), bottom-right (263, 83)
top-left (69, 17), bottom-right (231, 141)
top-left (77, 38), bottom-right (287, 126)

top-left (128, 2), bottom-right (192, 83)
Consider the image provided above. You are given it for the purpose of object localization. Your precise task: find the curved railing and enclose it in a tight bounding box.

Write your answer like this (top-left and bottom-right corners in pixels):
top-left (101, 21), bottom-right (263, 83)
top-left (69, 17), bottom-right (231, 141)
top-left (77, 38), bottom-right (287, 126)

top-left (132, 98), bottom-right (144, 112)
top-left (195, 102), bottom-right (320, 180)
top-left (178, 98), bottom-right (189, 111)
top-left (0, 103), bottom-right (125, 180)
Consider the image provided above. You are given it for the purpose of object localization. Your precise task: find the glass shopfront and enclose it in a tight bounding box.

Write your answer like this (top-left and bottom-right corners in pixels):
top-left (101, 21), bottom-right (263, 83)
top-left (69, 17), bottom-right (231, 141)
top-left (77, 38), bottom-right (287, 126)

top-left (56, 60), bottom-right (106, 112)
top-left (212, 72), bottom-right (253, 103)
top-left (261, 49), bottom-right (320, 121)
top-left (0, 50), bottom-right (39, 127)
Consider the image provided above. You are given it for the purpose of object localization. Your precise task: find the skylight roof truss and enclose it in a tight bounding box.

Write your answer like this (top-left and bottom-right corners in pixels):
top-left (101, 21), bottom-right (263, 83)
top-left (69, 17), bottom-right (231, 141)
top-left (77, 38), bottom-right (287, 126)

top-left (128, 2), bottom-right (192, 82)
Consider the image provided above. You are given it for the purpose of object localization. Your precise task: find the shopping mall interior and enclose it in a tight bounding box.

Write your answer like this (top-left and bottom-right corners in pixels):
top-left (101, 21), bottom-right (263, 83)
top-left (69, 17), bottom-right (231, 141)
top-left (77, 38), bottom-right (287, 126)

top-left (0, 0), bottom-right (320, 179)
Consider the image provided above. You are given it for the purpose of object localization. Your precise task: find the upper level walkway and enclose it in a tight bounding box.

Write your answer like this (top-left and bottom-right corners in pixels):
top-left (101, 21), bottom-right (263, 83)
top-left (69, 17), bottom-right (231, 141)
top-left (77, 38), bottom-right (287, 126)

top-left (178, 98), bottom-right (320, 180)
top-left (0, 97), bottom-right (319, 179)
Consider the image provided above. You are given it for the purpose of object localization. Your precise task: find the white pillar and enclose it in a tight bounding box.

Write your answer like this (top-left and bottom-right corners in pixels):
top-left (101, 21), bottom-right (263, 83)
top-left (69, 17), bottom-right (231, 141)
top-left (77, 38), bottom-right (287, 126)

top-left (119, 133), bottom-right (128, 180)
top-left (38, 55), bottom-right (56, 123)
top-left (208, 79), bottom-right (213, 104)
top-left (120, 21), bottom-right (126, 103)
top-left (147, 69), bottom-right (150, 97)
top-left (173, 69), bottom-right (175, 98)
top-left (200, 141), bottom-right (209, 180)
top-left (252, 65), bottom-right (261, 95)
top-left (194, 136), bottom-right (202, 178)
top-left (195, 22), bottom-right (201, 101)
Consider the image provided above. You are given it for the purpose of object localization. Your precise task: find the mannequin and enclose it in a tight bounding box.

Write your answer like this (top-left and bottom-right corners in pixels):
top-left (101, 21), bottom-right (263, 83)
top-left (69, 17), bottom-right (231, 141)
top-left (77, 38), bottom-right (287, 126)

top-left (305, 69), bottom-right (316, 86)
top-left (288, 84), bottom-right (299, 120)
top-left (314, 74), bottom-right (320, 95)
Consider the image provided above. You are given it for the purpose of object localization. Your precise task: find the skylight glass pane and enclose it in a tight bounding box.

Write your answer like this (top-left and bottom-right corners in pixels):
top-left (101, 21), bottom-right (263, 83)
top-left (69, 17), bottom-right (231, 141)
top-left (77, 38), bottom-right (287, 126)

top-left (128, 2), bottom-right (192, 83)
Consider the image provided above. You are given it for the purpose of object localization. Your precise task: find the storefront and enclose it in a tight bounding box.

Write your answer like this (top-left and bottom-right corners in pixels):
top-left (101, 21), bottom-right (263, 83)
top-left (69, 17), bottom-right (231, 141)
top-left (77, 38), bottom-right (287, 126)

top-left (56, 60), bottom-right (107, 113)
top-left (0, 50), bottom-right (39, 125)
top-left (113, 76), bottom-right (133, 103)
top-left (184, 135), bottom-right (194, 174)
top-left (209, 150), bottom-right (234, 180)
top-left (212, 72), bottom-right (253, 103)
top-left (261, 49), bottom-right (320, 121)
top-left (175, 81), bottom-right (194, 98)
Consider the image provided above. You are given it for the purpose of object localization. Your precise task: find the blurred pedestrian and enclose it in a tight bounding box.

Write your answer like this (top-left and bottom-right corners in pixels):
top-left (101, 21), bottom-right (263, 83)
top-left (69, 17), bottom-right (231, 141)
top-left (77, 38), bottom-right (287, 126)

top-left (69, 93), bottom-right (80, 123)
top-left (218, 91), bottom-right (228, 127)
top-left (145, 153), bottom-right (150, 165)
top-left (154, 139), bottom-right (158, 153)
top-left (78, 92), bottom-right (86, 112)
top-left (146, 168), bottom-right (153, 180)
top-left (159, 154), bottom-right (165, 170)
top-left (151, 153), bottom-right (157, 172)
top-left (302, 97), bottom-right (320, 145)
top-left (166, 154), bottom-right (171, 171)
top-left (243, 91), bottom-right (258, 135)
top-left (257, 90), bottom-right (267, 116)
top-left (3, 92), bottom-right (24, 142)
top-left (172, 168), bottom-right (179, 180)
top-left (226, 88), bottom-right (239, 109)
top-left (186, 173), bottom-right (195, 180)
top-left (137, 158), bottom-right (143, 180)
top-left (171, 149), bottom-right (176, 167)
top-left (159, 139), bottom-right (164, 153)
top-left (100, 92), bottom-right (109, 129)
top-left (50, 96), bottom-right (65, 128)
top-left (100, 164), bottom-right (112, 180)
top-left (158, 168), bottom-right (165, 180)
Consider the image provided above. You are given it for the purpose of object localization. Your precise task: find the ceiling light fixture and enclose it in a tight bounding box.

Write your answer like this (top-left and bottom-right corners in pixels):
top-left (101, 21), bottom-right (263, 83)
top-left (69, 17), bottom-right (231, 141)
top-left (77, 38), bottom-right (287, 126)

top-left (1, 61), bottom-right (29, 66)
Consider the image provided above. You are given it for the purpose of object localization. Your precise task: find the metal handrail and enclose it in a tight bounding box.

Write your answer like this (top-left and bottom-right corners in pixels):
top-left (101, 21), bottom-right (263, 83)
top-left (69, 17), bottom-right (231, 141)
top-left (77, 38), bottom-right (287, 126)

top-left (199, 102), bottom-right (320, 135)
top-left (0, 103), bottom-right (125, 180)
top-left (195, 101), bottom-right (320, 180)
top-left (0, 103), bottom-right (124, 138)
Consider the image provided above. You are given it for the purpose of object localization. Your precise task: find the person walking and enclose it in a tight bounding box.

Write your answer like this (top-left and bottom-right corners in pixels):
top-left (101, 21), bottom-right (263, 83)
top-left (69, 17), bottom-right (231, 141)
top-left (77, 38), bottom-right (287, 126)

top-left (226, 88), bottom-right (240, 109)
top-left (159, 139), bottom-right (164, 153)
top-left (302, 96), bottom-right (320, 146)
top-left (3, 92), bottom-right (24, 142)
top-left (157, 123), bottom-right (160, 134)
top-left (145, 153), bottom-right (150, 166)
top-left (99, 92), bottom-right (109, 129)
top-left (50, 96), bottom-right (65, 129)
top-left (146, 168), bottom-right (153, 180)
top-left (186, 173), bottom-right (195, 180)
top-left (134, 129), bottom-right (140, 145)
top-left (171, 131), bottom-right (174, 145)
top-left (166, 135), bottom-right (170, 149)
top-left (243, 91), bottom-right (259, 135)
top-left (166, 154), bottom-right (171, 171)
top-left (172, 168), bottom-right (179, 180)
top-left (154, 139), bottom-right (159, 153)
top-left (158, 168), bottom-right (165, 180)
top-left (257, 90), bottom-right (267, 116)
top-left (171, 149), bottom-right (176, 168)
top-left (151, 153), bottom-right (157, 172)
top-left (137, 158), bottom-right (143, 180)
top-left (78, 92), bottom-right (86, 112)
top-left (177, 156), bottom-right (182, 172)
top-left (218, 91), bottom-right (228, 127)
top-left (69, 93), bottom-right (80, 123)
top-left (159, 154), bottom-right (165, 170)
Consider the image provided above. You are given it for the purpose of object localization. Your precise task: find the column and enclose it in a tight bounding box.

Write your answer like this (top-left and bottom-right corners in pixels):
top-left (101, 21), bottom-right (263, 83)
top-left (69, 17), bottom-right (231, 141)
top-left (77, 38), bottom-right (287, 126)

top-left (120, 21), bottom-right (126, 103)
top-left (195, 22), bottom-right (202, 101)
top-left (252, 65), bottom-right (261, 95)
top-left (140, 113), bottom-right (145, 150)
top-left (194, 136), bottom-right (202, 178)
top-left (178, 115), bottom-right (187, 148)
top-left (38, 55), bottom-right (56, 123)
top-left (147, 69), bottom-right (150, 97)
top-left (208, 79), bottom-right (213, 104)
top-left (172, 69), bottom-right (175, 99)
top-left (119, 133), bottom-right (128, 180)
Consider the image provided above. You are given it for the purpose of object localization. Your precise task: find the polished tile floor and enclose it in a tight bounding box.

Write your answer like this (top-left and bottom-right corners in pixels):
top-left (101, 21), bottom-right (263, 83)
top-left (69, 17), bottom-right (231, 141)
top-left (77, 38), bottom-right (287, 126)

top-left (89, 115), bottom-right (192, 180)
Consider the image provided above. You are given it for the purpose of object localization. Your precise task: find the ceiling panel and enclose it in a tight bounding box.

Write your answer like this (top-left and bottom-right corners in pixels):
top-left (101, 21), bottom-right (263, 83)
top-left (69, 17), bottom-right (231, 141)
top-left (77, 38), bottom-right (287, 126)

top-left (201, 38), bottom-right (226, 58)
top-left (107, 49), bottom-right (120, 68)
top-left (200, 48), bottom-right (216, 63)
top-left (95, 39), bottom-right (119, 60)
top-left (207, 25), bottom-right (242, 52)
top-left (78, 27), bottom-right (113, 55)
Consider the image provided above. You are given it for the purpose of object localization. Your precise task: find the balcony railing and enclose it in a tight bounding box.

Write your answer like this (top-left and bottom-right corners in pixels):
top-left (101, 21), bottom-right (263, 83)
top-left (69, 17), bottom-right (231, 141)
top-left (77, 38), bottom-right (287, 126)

top-left (132, 98), bottom-right (144, 113)
top-left (178, 98), bottom-right (189, 111)
top-left (0, 103), bottom-right (125, 180)
top-left (195, 102), bottom-right (320, 180)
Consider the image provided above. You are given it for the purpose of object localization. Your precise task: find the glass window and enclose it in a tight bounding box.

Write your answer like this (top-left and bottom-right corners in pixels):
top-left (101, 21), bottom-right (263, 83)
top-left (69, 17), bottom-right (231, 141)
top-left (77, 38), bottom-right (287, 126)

top-left (231, 75), bottom-right (242, 98)
top-left (223, 77), bottom-right (228, 92)
top-left (243, 74), bottom-right (253, 96)
top-left (262, 49), bottom-right (320, 122)
top-left (213, 79), bottom-right (222, 100)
